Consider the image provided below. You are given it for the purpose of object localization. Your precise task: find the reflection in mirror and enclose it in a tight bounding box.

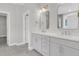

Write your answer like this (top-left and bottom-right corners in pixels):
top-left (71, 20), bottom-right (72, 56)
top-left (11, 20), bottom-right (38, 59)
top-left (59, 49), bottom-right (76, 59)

top-left (57, 14), bottom-right (63, 28)
top-left (39, 5), bottom-right (49, 32)
top-left (57, 4), bottom-right (79, 30)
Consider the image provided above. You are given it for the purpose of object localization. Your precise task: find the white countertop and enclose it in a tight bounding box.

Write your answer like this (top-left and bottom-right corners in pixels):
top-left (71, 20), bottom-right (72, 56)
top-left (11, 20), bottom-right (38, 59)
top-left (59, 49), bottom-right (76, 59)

top-left (32, 31), bottom-right (79, 42)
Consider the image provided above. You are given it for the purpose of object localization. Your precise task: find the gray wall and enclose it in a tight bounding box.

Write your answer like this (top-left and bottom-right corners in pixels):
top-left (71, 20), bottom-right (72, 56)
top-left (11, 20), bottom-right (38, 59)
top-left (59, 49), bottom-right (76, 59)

top-left (0, 16), bottom-right (7, 36)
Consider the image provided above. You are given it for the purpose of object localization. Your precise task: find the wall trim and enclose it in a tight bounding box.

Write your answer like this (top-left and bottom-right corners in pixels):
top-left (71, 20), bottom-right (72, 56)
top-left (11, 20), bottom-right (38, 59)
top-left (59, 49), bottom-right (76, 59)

top-left (16, 41), bottom-right (26, 46)
top-left (8, 42), bottom-right (27, 46)
top-left (8, 43), bottom-right (16, 46)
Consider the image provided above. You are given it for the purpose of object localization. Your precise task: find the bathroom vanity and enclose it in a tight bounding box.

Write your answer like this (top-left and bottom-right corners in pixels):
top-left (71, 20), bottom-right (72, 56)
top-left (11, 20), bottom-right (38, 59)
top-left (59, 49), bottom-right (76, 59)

top-left (31, 32), bottom-right (79, 56)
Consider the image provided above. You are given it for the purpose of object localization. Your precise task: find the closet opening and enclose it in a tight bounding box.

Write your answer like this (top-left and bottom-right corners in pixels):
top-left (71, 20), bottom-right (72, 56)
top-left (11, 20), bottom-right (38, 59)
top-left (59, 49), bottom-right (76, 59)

top-left (0, 12), bottom-right (9, 47)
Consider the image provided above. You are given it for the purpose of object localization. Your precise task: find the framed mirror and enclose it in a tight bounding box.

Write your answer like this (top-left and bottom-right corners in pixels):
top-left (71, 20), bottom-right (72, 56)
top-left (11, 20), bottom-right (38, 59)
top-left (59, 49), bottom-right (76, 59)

top-left (39, 5), bottom-right (49, 32)
top-left (57, 4), bottom-right (79, 30)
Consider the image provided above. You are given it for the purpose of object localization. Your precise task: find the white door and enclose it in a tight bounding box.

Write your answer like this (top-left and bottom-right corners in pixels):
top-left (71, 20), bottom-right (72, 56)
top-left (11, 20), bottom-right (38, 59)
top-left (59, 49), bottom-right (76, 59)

top-left (25, 14), bottom-right (29, 43)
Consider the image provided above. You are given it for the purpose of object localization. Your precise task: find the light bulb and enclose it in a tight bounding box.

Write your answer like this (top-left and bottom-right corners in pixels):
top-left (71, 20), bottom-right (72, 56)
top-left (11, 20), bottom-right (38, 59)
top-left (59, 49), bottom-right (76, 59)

top-left (42, 8), bottom-right (46, 12)
top-left (40, 10), bottom-right (42, 13)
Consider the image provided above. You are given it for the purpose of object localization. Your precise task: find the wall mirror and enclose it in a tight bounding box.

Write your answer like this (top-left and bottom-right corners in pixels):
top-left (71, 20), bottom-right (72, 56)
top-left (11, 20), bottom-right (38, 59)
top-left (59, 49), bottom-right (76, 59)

top-left (57, 4), bottom-right (79, 29)
top-left (39, 5), bottom-right (49, 32)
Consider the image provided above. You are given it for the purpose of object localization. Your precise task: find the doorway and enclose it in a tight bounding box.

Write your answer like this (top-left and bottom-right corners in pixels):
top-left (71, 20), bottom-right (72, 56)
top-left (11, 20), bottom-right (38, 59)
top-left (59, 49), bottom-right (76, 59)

top-left (25, 14), bottom-right (29, 43)
top-left (0, 13), bottom-right (7, 46)
top-left (23, 12), bottom-right (30, 44)
top-left (0, 11), bottom-right (10, 46)
top-left (23, 11), bottom-right (32, 50)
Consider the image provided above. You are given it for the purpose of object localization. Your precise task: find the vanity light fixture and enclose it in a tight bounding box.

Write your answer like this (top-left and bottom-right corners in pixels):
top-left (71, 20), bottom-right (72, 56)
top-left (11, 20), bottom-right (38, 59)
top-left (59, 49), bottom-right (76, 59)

top-left (39, 9), bottom-right (42, 13)
top-left (40, 5), bottom-right (48, 13)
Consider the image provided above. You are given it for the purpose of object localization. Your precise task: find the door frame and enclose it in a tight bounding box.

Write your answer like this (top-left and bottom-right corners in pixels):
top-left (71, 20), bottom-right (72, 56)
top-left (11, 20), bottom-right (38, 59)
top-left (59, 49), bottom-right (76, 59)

top-left (0, 11), bottom-right (10, 46)
top-left (23, 11), bottom-right (30, 44)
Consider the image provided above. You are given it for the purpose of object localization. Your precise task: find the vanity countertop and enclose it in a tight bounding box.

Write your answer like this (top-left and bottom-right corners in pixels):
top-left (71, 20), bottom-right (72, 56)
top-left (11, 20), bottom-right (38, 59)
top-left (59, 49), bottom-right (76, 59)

top-left (32, 31), bottom-right (79, 42)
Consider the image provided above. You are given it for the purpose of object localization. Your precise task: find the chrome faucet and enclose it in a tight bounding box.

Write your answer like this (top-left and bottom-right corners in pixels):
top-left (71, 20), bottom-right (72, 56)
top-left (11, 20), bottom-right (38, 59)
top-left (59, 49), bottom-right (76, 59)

top-left (62, 30), bottom-right (70, 35)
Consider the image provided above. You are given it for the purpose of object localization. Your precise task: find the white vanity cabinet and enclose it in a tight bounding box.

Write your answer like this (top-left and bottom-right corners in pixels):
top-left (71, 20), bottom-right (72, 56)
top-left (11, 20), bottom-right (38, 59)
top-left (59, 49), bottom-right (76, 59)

top-left (50, 37), bottom-right (79, 56)
top-left (41, 35), bottom-right (49, 56)
top-left (50, 37), bottom-right (63, 56)
top-left (32, 32), bottom-right (79, 56)
top-left (31, 33), bottom-right (41, 53)
top-left (50, 42), bottom-right (61, 56)
top-left (63, 46), bottom-right (79, 56)
top-left (32, 33), bottom-right (50, 56)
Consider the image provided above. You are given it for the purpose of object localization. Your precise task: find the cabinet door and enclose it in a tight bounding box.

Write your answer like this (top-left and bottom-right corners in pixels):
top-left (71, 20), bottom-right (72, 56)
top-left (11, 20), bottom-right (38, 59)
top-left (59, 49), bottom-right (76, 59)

top-left (31, 34), bottom-right (36, 48)
top-left (41, 36), bottom-right (49, 56)
top-left (63, 46), bottom-right (79, 56)
top-left (50, 42), bottom-right (61, 56)
top-left (32, 34), bottom-right (41, 52)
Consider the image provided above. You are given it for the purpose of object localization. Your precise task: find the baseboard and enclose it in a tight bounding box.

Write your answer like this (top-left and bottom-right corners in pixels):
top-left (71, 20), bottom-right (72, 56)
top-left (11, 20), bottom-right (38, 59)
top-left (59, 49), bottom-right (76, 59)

top-left (7, 42), bottom-right (26, 46)
top-left (16, 41), bottom-right (26, 46)
top-left (7, 41), bottom-right (29, 46)
top-left (8, 43), bottom-right (16, 46)
top-left (0, 35), bottom-right (7, 37)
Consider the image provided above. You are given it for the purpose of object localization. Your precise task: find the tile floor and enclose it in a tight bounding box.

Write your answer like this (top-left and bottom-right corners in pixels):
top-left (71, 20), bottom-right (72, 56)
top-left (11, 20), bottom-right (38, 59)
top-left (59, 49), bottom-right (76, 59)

top-left (0, 37), bottom-right (42, 56)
